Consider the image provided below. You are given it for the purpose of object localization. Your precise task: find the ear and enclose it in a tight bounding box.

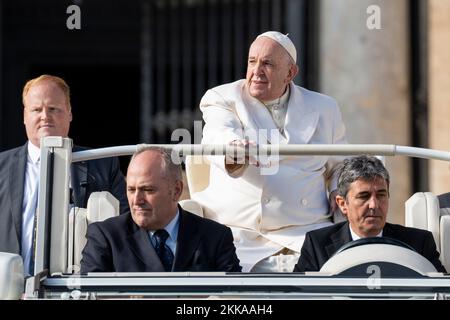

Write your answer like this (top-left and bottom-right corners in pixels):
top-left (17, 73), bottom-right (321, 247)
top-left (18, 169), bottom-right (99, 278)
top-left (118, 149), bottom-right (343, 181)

top-left (287, 64), bottom-right (299, 82)
top-left (173, 180), bottom-right (183, 202)
top-left (335, 195), bottom-right (348, 217)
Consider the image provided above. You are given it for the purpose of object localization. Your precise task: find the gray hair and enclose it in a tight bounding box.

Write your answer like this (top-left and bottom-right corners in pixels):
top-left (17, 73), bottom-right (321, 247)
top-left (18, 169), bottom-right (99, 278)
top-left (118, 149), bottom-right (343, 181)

top-left (132, 145), bottom-right (182, 182)
top-left (337, 156), bottom-right (390, 198)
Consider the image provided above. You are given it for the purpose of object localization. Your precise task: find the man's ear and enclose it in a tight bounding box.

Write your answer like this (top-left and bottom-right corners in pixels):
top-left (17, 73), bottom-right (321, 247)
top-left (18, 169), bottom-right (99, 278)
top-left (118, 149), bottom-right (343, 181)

top-left (287, 64), bottom-right (299, 82)
top-left (335, 195), bottom-right (348, 217)
top-left (173, 180), bottom-right (183, 201)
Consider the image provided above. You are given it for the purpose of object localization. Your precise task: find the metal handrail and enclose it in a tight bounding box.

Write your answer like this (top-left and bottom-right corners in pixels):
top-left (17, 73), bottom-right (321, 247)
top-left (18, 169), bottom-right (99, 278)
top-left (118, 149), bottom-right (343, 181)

top-left (72, 144), bottom-right (450, 163)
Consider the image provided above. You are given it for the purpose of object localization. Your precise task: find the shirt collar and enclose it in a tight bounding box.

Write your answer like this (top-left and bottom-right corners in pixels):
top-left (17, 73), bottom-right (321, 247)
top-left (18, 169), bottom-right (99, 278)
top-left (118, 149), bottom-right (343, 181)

top-left (27, 141), bottom-right (41, 165)
top-left (349, 224), bottom-right (383, 241)
top-left (149, 208), bottom-right (180, 242)
top-left (261, 85), bottom-right (290, 109)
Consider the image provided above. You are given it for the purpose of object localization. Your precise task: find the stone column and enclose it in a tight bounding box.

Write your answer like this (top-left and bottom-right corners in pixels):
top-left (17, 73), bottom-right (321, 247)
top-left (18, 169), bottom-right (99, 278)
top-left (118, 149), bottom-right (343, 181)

top-left (428, 0), bottom-right (450, 194)
top-left (318, 0), bottom-right (411, 224)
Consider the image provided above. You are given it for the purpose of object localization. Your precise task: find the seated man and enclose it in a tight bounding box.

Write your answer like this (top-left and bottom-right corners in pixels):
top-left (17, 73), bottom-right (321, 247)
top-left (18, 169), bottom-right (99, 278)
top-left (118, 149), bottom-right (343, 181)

top-left (80, 146), bottom-right (242, 273)
top-left (294, 155), bottom-right (446, 273)
top-left (196, 31), bottom-right (347, 272)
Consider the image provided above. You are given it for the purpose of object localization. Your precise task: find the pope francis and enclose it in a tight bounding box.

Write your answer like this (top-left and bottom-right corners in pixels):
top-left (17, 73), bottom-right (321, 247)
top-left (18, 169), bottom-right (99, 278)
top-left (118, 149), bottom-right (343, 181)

top-left (194, 31), bottom-right (348, 272)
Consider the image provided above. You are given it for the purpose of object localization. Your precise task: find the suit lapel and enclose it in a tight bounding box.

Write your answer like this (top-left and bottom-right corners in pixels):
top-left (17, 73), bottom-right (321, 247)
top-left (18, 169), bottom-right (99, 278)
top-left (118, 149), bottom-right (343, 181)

top-left (172, 208), bottom-right (201, 271)
top-left (382, 223), bottom-right (395, 238)
top-left (126, 220), bottom-right (165, 272)
top-left (70, 162), bottom-right (88, 207)
top-left (9, 144), bottom-right (27, 245)
top-left (71, 146), bottom-right (99, 208)
top-left (239, 83), bottom-right (286, 144)
top-left (325, 222), bottom-right (352, 258)
top-left (237, 83), bottom-right (320, 146)
top-left (284, 84), bottom-right (319, 144)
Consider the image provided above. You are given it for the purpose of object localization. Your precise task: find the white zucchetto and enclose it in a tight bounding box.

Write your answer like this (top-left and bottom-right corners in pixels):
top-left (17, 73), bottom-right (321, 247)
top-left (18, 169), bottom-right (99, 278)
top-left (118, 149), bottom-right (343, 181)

top-left (256, 31), bottom-right (297, 63)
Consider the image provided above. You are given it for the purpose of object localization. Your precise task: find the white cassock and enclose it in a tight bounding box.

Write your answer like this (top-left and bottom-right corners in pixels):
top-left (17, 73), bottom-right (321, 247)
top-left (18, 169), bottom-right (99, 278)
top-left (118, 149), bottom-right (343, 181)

top-left (194, 79), bottom-right (348, 271)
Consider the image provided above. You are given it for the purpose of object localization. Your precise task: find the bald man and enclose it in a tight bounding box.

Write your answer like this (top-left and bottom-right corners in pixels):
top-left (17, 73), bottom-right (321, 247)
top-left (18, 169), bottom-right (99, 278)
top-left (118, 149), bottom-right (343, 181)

top-left (193, 31), bottom-right (348, 272)
top-left (80, 146), bottom-right (241, 273)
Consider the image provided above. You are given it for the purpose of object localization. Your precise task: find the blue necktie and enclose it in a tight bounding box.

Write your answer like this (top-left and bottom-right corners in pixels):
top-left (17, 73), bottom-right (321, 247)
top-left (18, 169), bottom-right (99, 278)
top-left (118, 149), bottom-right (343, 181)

top-left (153, 229), bottom-right (174, 271)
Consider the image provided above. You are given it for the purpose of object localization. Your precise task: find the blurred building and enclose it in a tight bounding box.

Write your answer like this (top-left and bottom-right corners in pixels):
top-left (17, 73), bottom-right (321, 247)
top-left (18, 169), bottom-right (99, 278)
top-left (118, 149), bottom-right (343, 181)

top-left (0, 0), bottom-right (449, 223)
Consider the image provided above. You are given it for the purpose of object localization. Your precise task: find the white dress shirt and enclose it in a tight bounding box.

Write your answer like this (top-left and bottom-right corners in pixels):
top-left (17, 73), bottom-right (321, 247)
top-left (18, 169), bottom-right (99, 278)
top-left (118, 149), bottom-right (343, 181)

top-left (21, 142), bottom-right (40, 275)
top-left (262, 87), bottom-right (290, 137)
top-left (148, 209), bottom-right (180, 256)
top-left (350, 225), bottom-right (383, 240)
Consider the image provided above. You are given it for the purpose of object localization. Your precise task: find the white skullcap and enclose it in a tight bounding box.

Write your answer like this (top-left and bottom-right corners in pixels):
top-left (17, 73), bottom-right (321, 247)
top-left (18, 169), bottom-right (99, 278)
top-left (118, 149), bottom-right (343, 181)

top-left (256, 31), bottom-right (297, 63)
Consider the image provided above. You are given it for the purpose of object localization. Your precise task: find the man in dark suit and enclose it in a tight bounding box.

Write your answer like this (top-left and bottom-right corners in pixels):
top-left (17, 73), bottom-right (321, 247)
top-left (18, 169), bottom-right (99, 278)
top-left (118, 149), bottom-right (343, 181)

top-left (0, 75), bottom-right (128, 274)
top-left (80, 147), bottom-right (242, 273)
top-left (294, 155), bottom-right (446, 273)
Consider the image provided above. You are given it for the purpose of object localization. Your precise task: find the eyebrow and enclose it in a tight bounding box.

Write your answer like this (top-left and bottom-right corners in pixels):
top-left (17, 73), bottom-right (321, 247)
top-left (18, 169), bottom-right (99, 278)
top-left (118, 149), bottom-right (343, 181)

top-left (248, 56), bottom-right (274, 64)
top-left (356, 189), bottom-right (388, 196)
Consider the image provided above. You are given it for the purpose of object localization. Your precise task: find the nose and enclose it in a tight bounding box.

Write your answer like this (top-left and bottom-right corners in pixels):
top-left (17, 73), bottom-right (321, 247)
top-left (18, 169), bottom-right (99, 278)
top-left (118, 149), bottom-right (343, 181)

top-left (252, 61), bottom-right (263, 76)
top-left (133, 190), bottom-right (144, 205)
top-left (40, 108), bottom-right (50, 120)
top-left (368, 195), bottom-right (379, 210)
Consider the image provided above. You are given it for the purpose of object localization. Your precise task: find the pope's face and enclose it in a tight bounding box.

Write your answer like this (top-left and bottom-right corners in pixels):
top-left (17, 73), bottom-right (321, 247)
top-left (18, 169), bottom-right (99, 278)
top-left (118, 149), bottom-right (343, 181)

top-left (246, 37), bottom-right (297, 102)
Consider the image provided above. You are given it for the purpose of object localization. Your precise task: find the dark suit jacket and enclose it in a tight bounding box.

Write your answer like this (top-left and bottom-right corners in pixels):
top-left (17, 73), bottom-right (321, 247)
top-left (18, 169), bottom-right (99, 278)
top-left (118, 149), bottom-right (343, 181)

top-left (293, 222), bottom-right (446, 273)
top-left (0, 143), bottom-right (128, 255)
top-left (438, 192), bottom-right (450, 208)
top-left (80, 207), bottom-right (242, 273)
